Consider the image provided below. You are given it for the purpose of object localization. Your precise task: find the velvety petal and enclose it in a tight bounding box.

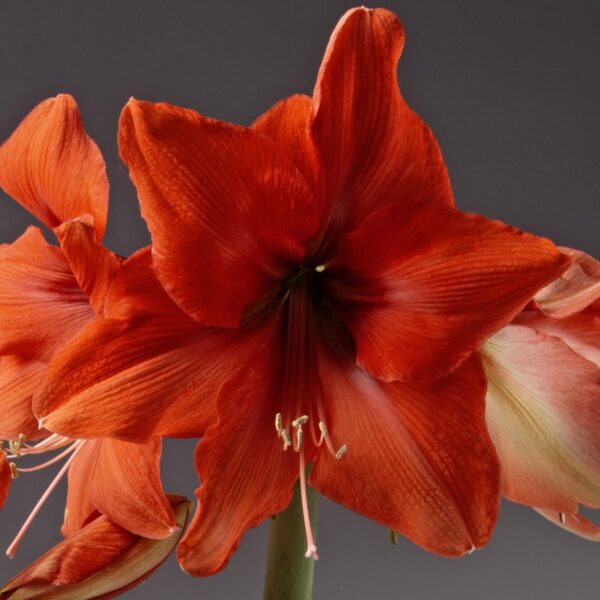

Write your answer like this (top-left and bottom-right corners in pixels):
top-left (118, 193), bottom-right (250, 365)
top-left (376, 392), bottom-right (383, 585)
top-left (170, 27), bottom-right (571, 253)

top-left (514, 308), bottom-right (600, 368)
top-left (533, 247), bottom-right (600, 317)
top-left (118, 99), bottom-right (318, 327)
top-left (329, 202), bottom-right (570, 381)
top-left (36, 250), bottom-right (263, 440)
top-left (0, 449), bottom-right (11, 510)
top-left (0, 356), bottom-right (47, 440)
top-left (63, 438), bottom-right (175, 539)
top-left (178, 324), bottom-right (301, 576)
top-left (483, 324), bottom-right (600, 512)
top-left (54, 217), bottom-right (122, 315)
top-left (310, 352), bottom-right (499, 556)
top-left (252, 94), bottom-right (317, 191)
top-left (0, 496), bottom-right (190, 600)
top-left (0, 227), bottom-right (94, 362)
top-left (535, 509), bottom-right (600, 541)
top-left (0, 95), bottom-right (108, 239)
top-left (311, 7), bottom-right (453, 231)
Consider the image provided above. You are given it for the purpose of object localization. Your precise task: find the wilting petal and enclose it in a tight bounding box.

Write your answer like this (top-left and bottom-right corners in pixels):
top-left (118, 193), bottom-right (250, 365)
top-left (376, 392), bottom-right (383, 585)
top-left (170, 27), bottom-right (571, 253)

top-left (0, 356), bottom-right (47, 440)
top-left (36, 251), bottom-right (263, 440)
top-left (63, 438), bottom-right (175, 539)
top-left (0, 496), bottom-right (189, 600)
top-left (329, 202), bottom-right (569, 381)
top-left (514, 308), bottom-right (600, 368)
top-left (533, 247), bottom-right (600, 317)
top-left (54, 217), bottom-right (122, 315)
top-left (118, 99), bottom-right (318, 327)
top-left (252, 94), bottom-right (317, 191)
top-left (0, 95), bottom-right (108, 239)
top-left (178, 326), bottom-right (301, 576)
top-left (0, 227), bottom-right (93, 362)
top-left (535, 509), bottom-right (600, 541)
top-left (0, 449), bottom-right (11, 510)
top-left (310, 352), bottom-right (499, 556)
top-left (311, 7), bottom-right (453, 231)
top-left (483, 324), bottom-right (600, 512)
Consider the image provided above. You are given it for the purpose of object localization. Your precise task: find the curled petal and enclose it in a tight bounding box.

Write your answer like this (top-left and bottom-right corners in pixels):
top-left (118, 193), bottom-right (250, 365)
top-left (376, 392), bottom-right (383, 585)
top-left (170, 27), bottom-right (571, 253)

top-left (483, 324), bottom-right (600, 512)
top-left (118, 99), bottom-right (318, 327)
top-left (0, 496), bottom-right (190, 600)
top-left (64, 438), bottom-right (175, 540)
top-left (0, 449), bottom-right (11, 510)
top-left (330, 202), bottom-right (569, 381)
top-left (311, 352), bottom-right (500, 556)
top-left (533, 247), bottom-right (600, 317)
top-left (535, 509), bottom-right (600, 541)
top-left (0, 95), bottom-right (108, 239)
top-left (54, 217), bottom-right (122, 315)
top-left (0, 227), bottom-right (93, 362)
top-left (311, 7), bottom-right (453, 231)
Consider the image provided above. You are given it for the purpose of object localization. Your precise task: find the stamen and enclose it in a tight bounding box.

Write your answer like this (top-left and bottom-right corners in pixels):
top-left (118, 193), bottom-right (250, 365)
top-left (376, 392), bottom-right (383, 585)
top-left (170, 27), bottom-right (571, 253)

top-left (295, 428), bottom-right (303, 451)
top-left (16, 441), bottom-right (82, 473)
top-left (6, 442), bottom-right (85, 558)
top-left (275, 413), bottom-right (283, 435)
top-left (559, 512), bottom-right (566, 525)
top-left (335, 444), bottom-right (347, 460)
top-left (292, 415), bottom-right (309, 428)
top-left (298, 448), bottom-right (318, 560)
top-left (9, 463), bottom-right (18, 479)
top-left (281, 429), bottom-right (292, 450)
top-left (388, 529), bottom-right (399, 545)
top-left (314, 265), bottom-right (326, 273)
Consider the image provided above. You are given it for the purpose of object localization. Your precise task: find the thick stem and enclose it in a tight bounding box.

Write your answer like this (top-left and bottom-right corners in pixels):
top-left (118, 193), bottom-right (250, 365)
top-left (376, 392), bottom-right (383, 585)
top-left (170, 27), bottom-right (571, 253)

top-left (263, 479), bottom-right (319, 600)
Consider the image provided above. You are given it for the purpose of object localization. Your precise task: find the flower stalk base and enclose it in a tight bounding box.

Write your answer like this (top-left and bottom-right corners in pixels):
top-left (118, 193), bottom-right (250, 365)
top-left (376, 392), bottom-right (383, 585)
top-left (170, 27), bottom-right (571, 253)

top-left (263, 477), bottom-right (319, 600)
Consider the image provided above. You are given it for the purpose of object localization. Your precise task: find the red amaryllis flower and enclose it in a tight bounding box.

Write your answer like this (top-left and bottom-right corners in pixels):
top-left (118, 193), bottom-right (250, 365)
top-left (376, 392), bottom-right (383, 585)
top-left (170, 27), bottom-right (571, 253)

top-left (37, 7), bottom-right (569, 574)
top-left (0, 496), bottom-right (190, 600)
top-left (0, 450), bottom-right (10, 510)
top-left (0, 95), bottom-right (175, 555)
top-left (483, 247), bottom-right (600, 538)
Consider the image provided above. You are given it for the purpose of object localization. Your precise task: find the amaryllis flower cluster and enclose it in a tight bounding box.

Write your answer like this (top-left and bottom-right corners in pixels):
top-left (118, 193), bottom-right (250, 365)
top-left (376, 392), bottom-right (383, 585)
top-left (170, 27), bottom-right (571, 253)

top-left (0, 7), bottom-right (597, 599)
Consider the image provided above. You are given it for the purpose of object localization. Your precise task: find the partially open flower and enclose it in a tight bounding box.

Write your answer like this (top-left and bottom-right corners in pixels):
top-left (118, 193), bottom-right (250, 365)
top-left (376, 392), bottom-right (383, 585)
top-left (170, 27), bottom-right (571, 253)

top-left (483, 247), bottom-right (600, 537)
top-left (0, 496), bottom-right (190, 600)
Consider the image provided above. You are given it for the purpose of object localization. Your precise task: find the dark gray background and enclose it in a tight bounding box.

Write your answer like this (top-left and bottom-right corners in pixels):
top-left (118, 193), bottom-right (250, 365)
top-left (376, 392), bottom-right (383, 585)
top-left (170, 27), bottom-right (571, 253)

top-left (0, 1), bottom-right (598, 598)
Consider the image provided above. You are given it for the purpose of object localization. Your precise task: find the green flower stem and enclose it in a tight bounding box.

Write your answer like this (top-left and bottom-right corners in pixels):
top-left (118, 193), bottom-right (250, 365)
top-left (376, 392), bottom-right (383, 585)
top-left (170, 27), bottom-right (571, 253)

top-left (263, 478), bottom-right (319, 600)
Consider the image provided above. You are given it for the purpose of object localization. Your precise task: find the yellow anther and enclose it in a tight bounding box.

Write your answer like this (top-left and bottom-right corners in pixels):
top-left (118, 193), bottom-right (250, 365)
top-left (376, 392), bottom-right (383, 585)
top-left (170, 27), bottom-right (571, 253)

top-left (275, 413), bottom-right (283, 434)
top-left (335, 444), bottom-right (347, 460)
top-left (318, 422), bottom-right (328, 437)
top-left (296, 428), bottom-right (303, 450)
top-left (292, 415), bottom-right (309, 428)
top-left (9, 462), bottom-right (18, 479)
top-left (315, 264), bottom-right (326, 273)
top-left (388, 529), bottom-right (399, 545)
top-left (281, 429), bottom-right (292, 449)
top-left (559, 512), bottom-right (566, 525)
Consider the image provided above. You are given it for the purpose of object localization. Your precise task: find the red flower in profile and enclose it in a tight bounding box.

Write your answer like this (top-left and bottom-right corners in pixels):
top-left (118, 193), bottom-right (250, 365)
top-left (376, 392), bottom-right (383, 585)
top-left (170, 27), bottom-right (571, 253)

top-left (483, 247), bottom-right (600, 538)
top-left (38, 8), bottom-right (569, 574)
top-left (0, 96), bottom-right (175, 555)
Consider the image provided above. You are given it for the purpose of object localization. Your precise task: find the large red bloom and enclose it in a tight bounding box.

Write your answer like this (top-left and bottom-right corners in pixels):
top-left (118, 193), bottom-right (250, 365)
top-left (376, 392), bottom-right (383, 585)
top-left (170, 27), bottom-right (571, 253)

top-left (0, 96), bottom-right (175, 553)
top-left (37, 8), bottom-right (569, 574)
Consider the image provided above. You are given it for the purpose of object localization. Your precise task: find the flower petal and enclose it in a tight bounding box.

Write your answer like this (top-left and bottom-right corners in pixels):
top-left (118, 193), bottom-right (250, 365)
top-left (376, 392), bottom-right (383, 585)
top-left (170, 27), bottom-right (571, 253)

top-left (329, 202), bottom-right (570, 381)
top-left (534, 509), bottom-right (600, 541)
top-left (0, 496), bottom-right (190, 600)
top-left (0, 449), bottom-right (11, 510)
top-left (311, 7), bottom-right (453, 232)
top-left (54, 217), bottom-right (122, 315)
top-left (36, 250), bottom-right (263, 440)
top-left (514, 308), bottom-right (600, 368)
top-left (118, 99), bottom-right (318, 327)
top-left (252, 94), bottom-right (317, 191)
top-left (483, 324), bottom-right (600, 512)
top-left (533, 247), bottom-right (600, 317)
top-left (0, 95), bottom-right (108, 239)
top-left (0, 356), bottom-right (47, 440)
top-left (0, 227), bottom-right (93, 362)
top-left (178, 325), bottom-right (300, 576)
top-left (64, 438), bottom-right (175, 539)
top-left (310, 352), bottom-right (500, 556)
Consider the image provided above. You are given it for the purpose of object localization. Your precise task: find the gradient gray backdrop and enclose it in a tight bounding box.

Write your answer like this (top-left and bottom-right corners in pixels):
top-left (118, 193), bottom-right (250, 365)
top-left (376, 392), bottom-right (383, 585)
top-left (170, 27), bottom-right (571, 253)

top-left (0, 1), bottom-right (598, 598)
